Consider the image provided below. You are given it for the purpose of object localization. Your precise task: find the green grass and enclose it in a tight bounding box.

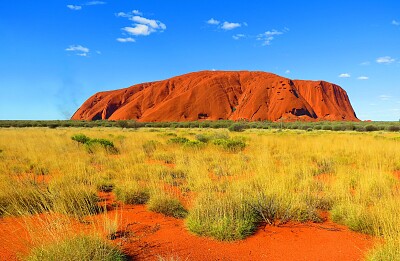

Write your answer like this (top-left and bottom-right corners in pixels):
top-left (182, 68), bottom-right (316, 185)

top-left (26, 234), bottom-right (126, 261)
top-left (147, 194), bottom-right (187, 218)
top-left (114, 181), bottom-right (150, 204)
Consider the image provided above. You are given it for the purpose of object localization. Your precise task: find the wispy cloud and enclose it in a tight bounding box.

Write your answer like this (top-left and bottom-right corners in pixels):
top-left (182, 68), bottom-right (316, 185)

top-left (67, 1), bottom-right (105, 10)
top-left (67, 5), bottom-right (82, 10)
top-left (117, 11), bottom-right (166, 42)
top-left (357, 76), bottom-right (369, 80)
top-left (65, 45), bottom-right (90, 56)
top-left (376, 56), bottom-right (396, 64)
top-left (360, 61), bottom-right (370, 66)
top-left (85, 1), bottom-right (106, 5)
top-left (207, 18), bottom-right (220, 25)
top-left (116, 37), bottom-right (135, 43)
top-left (379, 95), bottom-right (391, 101)
top-left (285, 70), bottom-right (291, 74)
top-left (257, 29), bottom-right (287, 46)
top-left (232, 34), bottom-right (245, 40)
top-left (338, 73), bottom-right (351, 78)
top-left (206, 18), bottom-right (244, 31)
top-left (116, 10), bottom-right (142, 18)
top-left (392, 20), bottom-right (400, 26)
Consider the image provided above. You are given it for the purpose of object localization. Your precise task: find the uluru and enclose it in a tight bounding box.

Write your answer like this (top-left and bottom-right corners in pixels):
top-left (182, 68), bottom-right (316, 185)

top-left (71, 71), bottom-right (358, 122)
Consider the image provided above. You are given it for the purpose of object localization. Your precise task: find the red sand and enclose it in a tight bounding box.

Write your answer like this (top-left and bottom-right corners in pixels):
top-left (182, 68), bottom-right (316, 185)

top-left (71, 71), bottom-right (358, 122)
top-left (0, 203), bottom-right (375, 261)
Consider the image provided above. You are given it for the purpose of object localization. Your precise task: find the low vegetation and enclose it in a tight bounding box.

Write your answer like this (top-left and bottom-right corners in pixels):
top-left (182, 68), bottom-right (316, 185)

top-left (27, 234), bottom-right (126, 261)
top-left (0, 126), bottom-right (399, 259)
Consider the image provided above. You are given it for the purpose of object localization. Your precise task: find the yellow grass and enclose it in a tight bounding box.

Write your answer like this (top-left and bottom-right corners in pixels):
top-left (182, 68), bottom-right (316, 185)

top-left (0, 127), bottom-right (399, 259)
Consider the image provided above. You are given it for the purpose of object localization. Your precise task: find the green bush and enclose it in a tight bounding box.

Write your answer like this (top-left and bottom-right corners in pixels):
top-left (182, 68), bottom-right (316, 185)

top-left (386, 125), bottom-right (400, 132)
top-left (365, 125), bottom-right (378, 132)
top-left (212, 139), bottom-right (246, 152)
top-left (228, 123), bottom-right (246, 132)
top-left (147, 195), bottom-right (187, 218)
top-left (183, 140), bottom-right (205, 149)
top-left (71, 134), bottom-right (91, 144)
top-left (72, 134), bottom-right (118, 154)
top-left (26, 235), bottom-right (126, 261)
top-left (168, 137), bottom-right (190, 144)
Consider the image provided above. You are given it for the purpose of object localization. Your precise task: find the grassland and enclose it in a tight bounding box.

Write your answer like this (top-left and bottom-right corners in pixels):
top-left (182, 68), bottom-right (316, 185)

top-left (0, 127), bottom-right (399, 260)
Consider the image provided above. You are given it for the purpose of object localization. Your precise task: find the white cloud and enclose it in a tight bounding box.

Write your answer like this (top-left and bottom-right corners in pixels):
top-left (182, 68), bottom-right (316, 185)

top-left (118, 13), bottom-right (166, 40)
top-left (221, 21), bottom-right (241, 30)
top-left (379, 95), bottom-right (391, 101)
top-left (392, 20), bottom-right (400, 26)
top-left (376, 56), bottom-right (396, 64)
top-left (131, 16), bottom-right (166, 30)
top-left (65, 45), bottom-right (90, 56)
top-left (232, 34), bottom-right (245, 40)
top-left (360, 61), bottom-right (370, 66)
top-left (207, 18), bottom-right (220, 25)
top-left (86, 1), bottom-right (106, 5)
top-left (357, 76), bottom-right (369, 80)
top-left (116, 37), bottom-right (136, 43)
top-left (257, 29), bottom-right (285, 45)
top-left (67, 5), bottom-right (82, 10)
top-left (285, 70), bottom-right (291, 74)
top-left (339, 73), bottom-right (351, 78)
top-left (123, 25), bottom-right (153, 36)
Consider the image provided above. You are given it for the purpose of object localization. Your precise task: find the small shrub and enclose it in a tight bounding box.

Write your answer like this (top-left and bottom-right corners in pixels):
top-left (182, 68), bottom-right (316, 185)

top-left (322, 125), bottom-right (332, 131)
top-left (212, 139), bottom-right (246, 152)
top-left (365, 125), bottom-right (378, 132)
top-left (195, 134), bottom-right (210, 143)
top-left (147, 195), bottom-right (187, 218)
top-left (168, 137), bottom-right (190, 144)
top-left (228, 123), bottom-right (246, 132)
top-left (386, 125), bottom-right (400, 132)
top-left (26, 235), bottom-right (126, 261)
top-left (183, 140), bottom-right (205, 149)
top-left (71, 134), bottom-right (91, 144)
top-left (72, 134), bottom-right (118, 154)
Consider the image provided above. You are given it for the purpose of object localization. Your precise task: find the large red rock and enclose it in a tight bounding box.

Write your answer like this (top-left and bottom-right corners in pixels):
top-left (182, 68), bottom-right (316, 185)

top-left (71, 71), bottom-right (358, 122)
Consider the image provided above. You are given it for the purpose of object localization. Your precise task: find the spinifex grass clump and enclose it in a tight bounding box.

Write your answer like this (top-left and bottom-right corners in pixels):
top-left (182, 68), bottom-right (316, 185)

top-left (71, 134), bottom-right (118, 154)
top-left (147, 193), bottom-right (187, 218)
top-left (0, 181), bottom-right (52, 216)
top-left (26, 234), bottom-right (126, 261)
top-left (49, 181), bottom-right (101, 217)
top-left (142, 140), bottom-right (158, 157)
top-left (186, 191), bottom-right (258, 241)
top-left (114, 181), bottom-right (150, 204)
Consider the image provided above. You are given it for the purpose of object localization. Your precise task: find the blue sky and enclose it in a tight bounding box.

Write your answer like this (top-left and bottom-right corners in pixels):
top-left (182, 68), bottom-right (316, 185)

top-left (0, 0), bottom-right (399, 121)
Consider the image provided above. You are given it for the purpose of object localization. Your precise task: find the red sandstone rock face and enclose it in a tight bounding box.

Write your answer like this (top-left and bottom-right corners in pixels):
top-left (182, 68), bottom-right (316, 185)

top-left (71, 71), bottom-right (358, 122)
